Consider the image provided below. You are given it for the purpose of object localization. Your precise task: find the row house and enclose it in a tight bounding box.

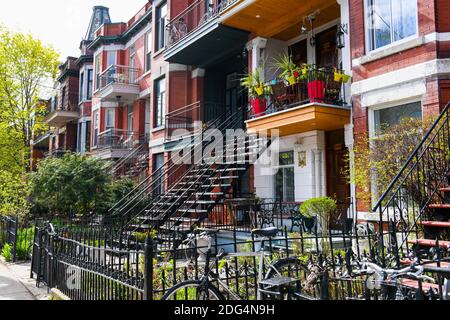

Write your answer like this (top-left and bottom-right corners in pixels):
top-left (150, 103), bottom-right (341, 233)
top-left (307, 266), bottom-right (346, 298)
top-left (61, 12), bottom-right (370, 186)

top-left (349, 0), bottom-right (450, 223)
top-left (85, 4), bottom-right (153, 178)
top-left (156, 0), bottom-right (354, 227)
top-left (44, 56), bottom-right (80, 157)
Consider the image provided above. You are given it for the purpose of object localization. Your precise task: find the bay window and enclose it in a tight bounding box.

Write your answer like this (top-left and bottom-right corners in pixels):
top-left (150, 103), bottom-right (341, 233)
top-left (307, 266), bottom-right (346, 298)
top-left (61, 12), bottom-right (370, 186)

top-left (366, 0), bottom-right (418, 51)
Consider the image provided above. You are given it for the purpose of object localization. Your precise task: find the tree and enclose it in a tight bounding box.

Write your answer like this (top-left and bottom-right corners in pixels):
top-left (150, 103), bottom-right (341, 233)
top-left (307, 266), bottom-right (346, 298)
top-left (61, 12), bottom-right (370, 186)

top-left (0, 26), bottom-right (59, 172)
top-left (30, 154), bottom-right (113, 217)
top-left (0, 170), bottom-right (30, 217)
top-left (349, 117), bottom-right (435, 208)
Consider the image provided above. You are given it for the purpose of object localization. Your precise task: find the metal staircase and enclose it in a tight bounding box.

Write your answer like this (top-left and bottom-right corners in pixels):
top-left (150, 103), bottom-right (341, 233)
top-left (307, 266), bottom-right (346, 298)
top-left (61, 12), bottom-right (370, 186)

top-left (373, 102), bottom-right (450, 267)
top-left (111, 107), bottom-right (271, 247)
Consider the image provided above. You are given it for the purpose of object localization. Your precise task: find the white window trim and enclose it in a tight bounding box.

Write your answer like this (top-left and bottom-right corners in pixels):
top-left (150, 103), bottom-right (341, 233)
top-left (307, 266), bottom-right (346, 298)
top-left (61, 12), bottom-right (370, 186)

top-left (364, 0), bottom-right (419, 55)
top-left (105, 108), bottom-right (115, 129)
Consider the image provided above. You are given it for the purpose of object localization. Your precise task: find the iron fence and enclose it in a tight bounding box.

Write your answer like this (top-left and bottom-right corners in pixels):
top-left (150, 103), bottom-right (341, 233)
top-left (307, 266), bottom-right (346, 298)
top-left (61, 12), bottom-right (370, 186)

top-left (0, 215), bottom-right (34, 262)
top-left (31, 216), bottom-right (449, 301)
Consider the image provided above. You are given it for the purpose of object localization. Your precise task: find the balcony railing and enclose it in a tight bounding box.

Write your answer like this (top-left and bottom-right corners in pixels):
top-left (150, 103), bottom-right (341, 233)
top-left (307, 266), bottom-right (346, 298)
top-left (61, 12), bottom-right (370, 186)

top-left (98, 65), bottom-right (141, 91)
top-left (250, 66), bottom-right (348, 119)
top-left (96, 129), bottom-right (143, 150)
top-left (44, 149), bottom-right (68, 158)
top-left (166, 0), bottom-right (223, 47)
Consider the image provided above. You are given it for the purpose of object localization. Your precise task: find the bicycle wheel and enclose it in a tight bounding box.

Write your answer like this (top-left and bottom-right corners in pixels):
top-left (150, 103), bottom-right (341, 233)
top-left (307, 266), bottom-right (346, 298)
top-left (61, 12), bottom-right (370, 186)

top-left (265, 258), bottom-right (320, 300)
top-left (162, 280), bottom-right (226, 301)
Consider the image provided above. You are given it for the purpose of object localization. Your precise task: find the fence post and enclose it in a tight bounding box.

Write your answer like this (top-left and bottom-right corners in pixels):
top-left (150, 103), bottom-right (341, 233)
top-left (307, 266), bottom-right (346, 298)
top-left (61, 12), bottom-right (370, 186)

top-left (12, 216), bottom-right (18, 262)
top-left (143, 234), bottom-right (154, 300)
top-left (320, 270), bottom-right (330, 300)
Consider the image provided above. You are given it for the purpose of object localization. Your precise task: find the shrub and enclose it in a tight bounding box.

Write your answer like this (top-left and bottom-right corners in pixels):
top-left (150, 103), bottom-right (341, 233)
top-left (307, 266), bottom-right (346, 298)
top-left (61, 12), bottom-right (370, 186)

top-left (2, 243), bottom-right (12, 262)
top-left (300, 197), bottom-right (337, 233)
top-left (15, 227), bottom-right (34, 261)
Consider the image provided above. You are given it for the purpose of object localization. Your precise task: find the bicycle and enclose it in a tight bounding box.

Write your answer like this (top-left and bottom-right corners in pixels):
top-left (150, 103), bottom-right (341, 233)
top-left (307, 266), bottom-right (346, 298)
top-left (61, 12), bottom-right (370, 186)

top-left (162, 227), bottom-right (313, 300)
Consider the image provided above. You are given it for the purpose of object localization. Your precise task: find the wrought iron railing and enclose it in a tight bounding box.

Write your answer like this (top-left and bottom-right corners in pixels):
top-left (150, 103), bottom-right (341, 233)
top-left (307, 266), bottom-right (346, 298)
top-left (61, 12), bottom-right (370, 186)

top-left (44, 149), bottom-right (68, 158)
top-left (166, 0), bottom-right (220, 47)
top-left (98, 65), bottom-right (141, 91)
top-left (373, 103), bottom-right (450, 266)
top-left (165, 102), bottom-right (202, 141)
top-left (97, 129), bottom-right (142, 150)
top-left (249, 66), bottom-right (348, 119)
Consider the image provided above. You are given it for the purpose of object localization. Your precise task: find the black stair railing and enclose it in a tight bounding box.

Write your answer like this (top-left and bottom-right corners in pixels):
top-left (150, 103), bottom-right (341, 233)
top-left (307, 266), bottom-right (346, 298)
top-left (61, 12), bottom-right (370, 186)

top-left (105, 105), bottom-right (235, 225)
top-left (124, 107), bottom-right (251, 234)
top-left (373, 102), bottom-right (450, 266)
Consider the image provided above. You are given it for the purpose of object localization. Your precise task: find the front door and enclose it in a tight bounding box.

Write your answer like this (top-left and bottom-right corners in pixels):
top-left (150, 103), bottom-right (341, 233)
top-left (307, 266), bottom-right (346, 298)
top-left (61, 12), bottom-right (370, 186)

top-left (316, 26), bottom-right (338, 68)
top-left (326, 130), bottom-right (351, 229)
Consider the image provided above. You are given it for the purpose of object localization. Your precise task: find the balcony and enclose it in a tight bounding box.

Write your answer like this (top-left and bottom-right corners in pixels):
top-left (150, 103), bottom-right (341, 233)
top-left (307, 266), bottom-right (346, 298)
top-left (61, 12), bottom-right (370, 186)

top-left (246, 66), bottom-right (351, 137)
top-left (92, 129), bottom-right (146, 160)
top-left (45, 94), bottom-right (79, 128)
top-left (164, 0), bottom-right (248, 66)
top-left (97, 65), bottom-right (141, 103)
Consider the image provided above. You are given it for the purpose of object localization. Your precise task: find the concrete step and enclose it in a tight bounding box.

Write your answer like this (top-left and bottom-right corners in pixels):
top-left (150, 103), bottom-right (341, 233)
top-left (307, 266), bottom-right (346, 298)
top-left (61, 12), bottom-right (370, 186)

top-left (408, 239), bottom-right (450, 248)
top-left (420, 221), bottom-right (450, 228)
top-left (429, 204), bottom-right (450, 210)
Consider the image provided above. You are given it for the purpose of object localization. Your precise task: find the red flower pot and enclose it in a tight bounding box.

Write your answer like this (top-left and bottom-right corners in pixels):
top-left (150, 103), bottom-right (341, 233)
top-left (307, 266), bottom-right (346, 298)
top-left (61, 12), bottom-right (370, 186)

top-left (252, 98), bottom-right (267, 117)
top-left (307, 80), bottom-right (325, 103)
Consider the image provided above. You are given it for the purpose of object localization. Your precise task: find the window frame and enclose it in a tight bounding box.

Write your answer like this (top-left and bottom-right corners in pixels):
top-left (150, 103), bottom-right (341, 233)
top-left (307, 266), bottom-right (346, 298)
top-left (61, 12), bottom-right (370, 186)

top-left (105, 108), bottom-right (115, 130)
top-left (364, 0), bottom-right (419, 53)
top-left (155, 2), bottom-right (167, 52)
top-left (145, 30), bottom-right (153, 72)
top-left (79, 72), bottom-right (84, 102)
top-left (154, 77), bottom-right (166, 128)
top-left (274, 151), bottom-right (296, 202)
top-left (87, 69), bottom-right (93, 100)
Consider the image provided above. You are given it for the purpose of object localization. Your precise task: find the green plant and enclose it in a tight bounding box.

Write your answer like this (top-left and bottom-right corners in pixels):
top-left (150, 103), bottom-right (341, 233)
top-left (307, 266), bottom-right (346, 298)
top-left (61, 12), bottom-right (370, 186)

top-left (273, 52), bottom-right (298, 84)
top-left (300, 197), bottom-right (337, 233)
top-left (2, 243), bottom-right (13, 262)
top-left (240, 66), bottom-right (271, 99)
top-left (14, 227), bottom-right (34, 261)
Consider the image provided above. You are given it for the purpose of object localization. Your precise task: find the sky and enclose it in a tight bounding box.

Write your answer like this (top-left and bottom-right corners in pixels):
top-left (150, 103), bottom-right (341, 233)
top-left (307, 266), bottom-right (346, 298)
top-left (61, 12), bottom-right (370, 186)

top-left (0, 0), bottom-right (147, 60)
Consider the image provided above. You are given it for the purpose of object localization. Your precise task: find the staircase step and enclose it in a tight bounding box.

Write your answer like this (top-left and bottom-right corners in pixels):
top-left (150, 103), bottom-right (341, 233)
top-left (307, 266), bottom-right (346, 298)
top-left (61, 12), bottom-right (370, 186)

top-left (185, 200), bottom-right (216, 205)
top-left (401, 259), bottom-right (450, 268)
top-left (439, 187), bottom-right (450, 193)
top-left (420, 221), bottom-right (450, 228)
top-left (208, 176), bottom-right (239, 180)
top-left (195, 192), bottom-right (224, 196)
top-left (201, 184), bottom-right (232, 188)
top-left (400, 279), bottom-right (439, 291)
top-left (429, 204), bottom-right (450, 209)
top-left (408, 239), bottom-right (450, 248)
top-left (177, 208), bottom-right (208, 214)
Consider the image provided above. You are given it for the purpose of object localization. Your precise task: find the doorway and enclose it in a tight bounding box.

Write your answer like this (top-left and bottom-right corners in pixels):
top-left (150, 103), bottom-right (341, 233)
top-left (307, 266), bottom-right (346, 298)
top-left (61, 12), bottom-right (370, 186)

top-left (325, 129), bottom-right (350, 229)
top-left (316, 26), bottom-right (338, 68)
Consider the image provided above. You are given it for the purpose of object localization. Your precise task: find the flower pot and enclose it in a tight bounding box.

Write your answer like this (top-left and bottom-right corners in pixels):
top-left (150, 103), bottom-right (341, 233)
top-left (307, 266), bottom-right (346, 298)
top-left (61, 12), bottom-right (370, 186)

top-left (307, 80), bottom-right (325, 103)
top-left (251, 98), bottom-right (267, 117)
top-left (255, 85), bottom-right (264, 96)
top-left (334, 72), bottom-right (343, 82)
top-left (287, 75), bottom-right (296, 86)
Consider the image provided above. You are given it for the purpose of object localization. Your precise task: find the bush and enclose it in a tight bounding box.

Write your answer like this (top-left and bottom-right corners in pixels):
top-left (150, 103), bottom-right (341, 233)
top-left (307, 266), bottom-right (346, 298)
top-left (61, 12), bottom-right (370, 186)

top-left (15, 227), bottom-right (34, 261)
top-left (300, 197), bottom-right (337, 232)
top-left (2, 243), bottom-right (12, 262)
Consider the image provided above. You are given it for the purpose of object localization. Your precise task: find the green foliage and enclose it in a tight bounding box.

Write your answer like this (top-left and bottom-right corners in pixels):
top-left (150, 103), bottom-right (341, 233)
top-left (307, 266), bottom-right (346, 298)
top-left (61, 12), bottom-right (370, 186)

top-left (30, 154), bottom-right (113, 216)
top-left (15, 227), bottom-right (34, 260)
top-left (0, 171), bottom-right (30, 217)
top-left (2, 243), bottom-right (12, 262)
top-left (240, 65), bottom-right (272, 99)
top-left (301, 197), bottom-right (337, 233)
top-left (349, 117), bottom-right (435, 207)
top-left (0, 26), bottom-right (59, 172)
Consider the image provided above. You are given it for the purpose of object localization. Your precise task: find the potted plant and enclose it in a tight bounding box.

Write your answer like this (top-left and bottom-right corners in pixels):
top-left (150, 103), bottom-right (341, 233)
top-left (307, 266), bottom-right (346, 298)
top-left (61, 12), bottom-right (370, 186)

top-left (241, 66), bottom-right (271, 116)
top-left (300, 196), bottom-right (337, 234)
top-left (307, 66), bottom-right (326, 103)
top-left (273, 52), bottom-right (301, 86)
top-left (334, 68), bottom-right (351, 84)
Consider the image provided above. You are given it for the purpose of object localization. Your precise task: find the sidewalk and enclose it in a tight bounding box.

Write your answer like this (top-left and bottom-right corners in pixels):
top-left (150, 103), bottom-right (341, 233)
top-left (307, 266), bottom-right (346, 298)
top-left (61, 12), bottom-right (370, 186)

top-left (0, 258), bottom-right (49, 300)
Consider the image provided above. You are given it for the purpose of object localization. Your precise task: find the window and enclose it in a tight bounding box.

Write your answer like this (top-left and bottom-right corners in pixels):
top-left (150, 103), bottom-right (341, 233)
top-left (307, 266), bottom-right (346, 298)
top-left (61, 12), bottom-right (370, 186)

top-left (156, 3), bottom-right (167, 51)
top-left (106, 51), bottom-right (117, 84)
top-left (275, 151), bottom-right (295, 202)
top-left (77, 123), bottom-right (82, 152)
top-left (129, 45), bottom-right (136, 83)
top-left (128, 105), bottom-right (134, 132)
top-left (154, 77), bottom-right (166, 128)
top-left (79, 72), bottom-right (84, 101)
top-left (145, 31), bottom-right (152, 72)
top-left (105, 108), bottom-right (115, 129)
top-left (87, 70), bottom-right (93, 100)
top-left (153, 153), bottom-right (165, 196)
top-left (61, 87), bottom-right (66, 110)
top-left (95, 54), bottom-right (102, 90)
top-left (93, 112), bottom-right (99, 147)
top-left (85, 121), bottom-right (91, 151)
top-left (366, 0), bottom-right (418, 51)
top-left (374, 102), bottom-right (422, 134)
